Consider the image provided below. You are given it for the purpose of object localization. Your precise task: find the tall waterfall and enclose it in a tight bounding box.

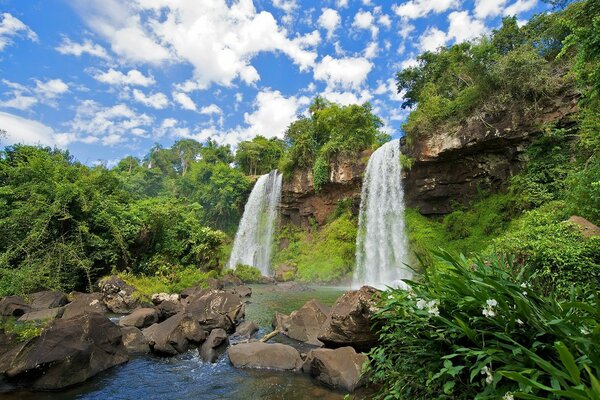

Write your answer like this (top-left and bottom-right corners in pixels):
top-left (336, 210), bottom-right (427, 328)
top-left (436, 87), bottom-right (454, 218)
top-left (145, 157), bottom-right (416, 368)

top-left (228, 170), bottom-right (282, 276)
top-left (353, 139), bottom-right (412, 289)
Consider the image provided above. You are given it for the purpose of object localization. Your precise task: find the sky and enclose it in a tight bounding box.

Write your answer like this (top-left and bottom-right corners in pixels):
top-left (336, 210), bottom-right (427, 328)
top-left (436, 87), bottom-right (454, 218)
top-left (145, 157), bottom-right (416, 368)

top-left (0, 0), bottom-right (550, 166)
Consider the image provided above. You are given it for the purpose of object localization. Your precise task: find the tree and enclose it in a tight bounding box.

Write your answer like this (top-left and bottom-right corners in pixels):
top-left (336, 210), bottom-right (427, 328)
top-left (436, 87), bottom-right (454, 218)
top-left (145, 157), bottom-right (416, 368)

top-left (235, 136), bottom-right (285, 175)
top-left (172, 139), bottom-right (202, 176)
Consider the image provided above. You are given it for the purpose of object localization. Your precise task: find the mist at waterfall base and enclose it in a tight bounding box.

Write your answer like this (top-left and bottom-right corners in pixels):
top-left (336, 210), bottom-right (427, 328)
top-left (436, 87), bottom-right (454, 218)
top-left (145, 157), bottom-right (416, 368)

top-left (228, 170), bottom-right (282, 276)
top-left (353, 139), bottom-right (412, 290)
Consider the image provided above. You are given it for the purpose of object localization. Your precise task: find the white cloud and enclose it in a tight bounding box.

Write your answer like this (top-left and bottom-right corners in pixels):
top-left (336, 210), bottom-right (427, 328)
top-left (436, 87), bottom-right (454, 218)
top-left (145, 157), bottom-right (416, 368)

top-left (55, 37), bottom-right (110, 59)
top-left (504, 0), bottom-right (538, 16)
top-left (0, 93), bottom-right (38, 110)
top-left (132, 89), bottom-right (169, 109)
top-left (474, 0), bottom-right (508, 19)
top-left (374, 78), bottom-right (403, 102)
top-left (272, 0), bottom-right (298, 13)
top-left (173, 92), bottom-right (197, 111)
top-left (337, 0), bottom-right (349, 8)
top-left (0, 13), bottom-right (38, 51)
top-left (393, 0), bottom-right (461, 19)
top-left (93, 69), bottom-right (155, 87)
top-left (200, 104), bottom-right (222, 115)
top-left (378, 14), bottom-right (392, 29)
top-left (353, 10), bottom-right (378, 38)
top-left (447, 11), bottom-right (487, 43)
top-left (34, 79), bottom-right (69, 99)
top-left (0, 112), bottom-right (66, 147)
top-left (314, 55), bottom-right (373, 90)
top-left (318, 8), bottom-right (341, 40)
top-left (1, 78), bottom-right (69, 110)
top-left (401, 58), bottom-right (419, 69)
top-left (74, 1), bottom-right (320, 89)
top-left (321, 89), bottom-right (372, 106)
top-left (364, 41), bottom-right (379, 59)
top-left (399, 24), bottom-right (416, 39)
top-left (418, 27), bottom-right (448, 52)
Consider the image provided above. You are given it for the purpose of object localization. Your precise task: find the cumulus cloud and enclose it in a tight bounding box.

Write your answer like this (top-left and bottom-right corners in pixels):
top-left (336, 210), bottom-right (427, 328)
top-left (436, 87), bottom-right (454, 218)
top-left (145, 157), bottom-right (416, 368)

top-left (504, 0), bottom-right (538, 16)
top-left (353, 10), bottom-right (378, 38)
top-left (393, 0), bottom-right (461, 19)
top-left (1, 78), bottom-right (69, 110)
top-left (200, 104), bottom-right (223, 115)
top-left (0, 111), bottom-right (70, 147)
top-left (318, 8), bottom-right (341, 40)
top-left (474, 0), bottom-right (508, 19)
top-left (173, 92), bottom-right (197, 111)
top-left (132, 89), bottom-right (169, 109)
top-left (313, 55), bottom-right (373, 90)
top-left (0, 13), bottom-right (38, 51)
top-left (73, 1), bottom-right (320, 89)
top-left (447, 11), bottom-right (486, 43)
top-left (418, 27), bottom-right (448, 52)
top-left (55, 37), bottom-right (110, 59)
top-left (93, 69), bottom-right (155, 87)
top-left (364, 41), bottom-right (379, 59)
top-left (272, 0), bottom-right (298, 13)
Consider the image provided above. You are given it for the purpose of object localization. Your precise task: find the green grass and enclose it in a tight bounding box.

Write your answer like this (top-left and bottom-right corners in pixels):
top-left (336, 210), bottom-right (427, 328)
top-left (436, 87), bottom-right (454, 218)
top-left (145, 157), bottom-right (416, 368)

top-left (116, 268), bottom-right (217, 300)
top-left (0, 317), bottom-right (47, 342)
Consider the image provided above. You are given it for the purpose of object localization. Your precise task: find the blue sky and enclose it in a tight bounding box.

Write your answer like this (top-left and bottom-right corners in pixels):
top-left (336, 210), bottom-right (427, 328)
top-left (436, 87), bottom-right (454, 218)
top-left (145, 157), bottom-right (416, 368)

top-left (0, 0), bottom-right (549, 165)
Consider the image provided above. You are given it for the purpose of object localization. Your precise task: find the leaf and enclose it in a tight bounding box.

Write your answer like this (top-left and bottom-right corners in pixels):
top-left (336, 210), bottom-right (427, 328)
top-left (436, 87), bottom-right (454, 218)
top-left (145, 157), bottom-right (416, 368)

top-left (555, 341), bottom-right (581, 385)
top-left (443, 381), bottom-right (455, 394)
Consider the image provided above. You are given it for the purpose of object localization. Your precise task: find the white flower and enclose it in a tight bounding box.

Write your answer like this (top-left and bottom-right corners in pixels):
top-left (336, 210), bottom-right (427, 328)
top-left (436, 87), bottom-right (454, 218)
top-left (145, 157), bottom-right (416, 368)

top-left (482, 308), bottom-right (496, 318)
top-left (416, 299), bottom-right (426, 310)
top-left (503, 392), bottom-right (515, 400)
top-left (387, 294), bottom-right (394, 300)
top-left (581, 327), bottom-right (590, 335)
top-left (480, 365), bottom-right (494, 385)
top-left (425, 300), bottom-right (440, 316)
top-left (516, 318), bottom-right (524, 326)
top-left (486, 299), bottom-right (498, 307)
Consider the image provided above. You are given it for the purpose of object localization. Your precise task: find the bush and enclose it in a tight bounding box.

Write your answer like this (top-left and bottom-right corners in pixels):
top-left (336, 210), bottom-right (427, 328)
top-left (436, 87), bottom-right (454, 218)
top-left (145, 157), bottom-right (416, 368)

top-left (232, 264), bottom-right (263, 283)
top-left (368, 251), bottom-right (600, 400)
top-left (117, 268), bottom-right (217, 300)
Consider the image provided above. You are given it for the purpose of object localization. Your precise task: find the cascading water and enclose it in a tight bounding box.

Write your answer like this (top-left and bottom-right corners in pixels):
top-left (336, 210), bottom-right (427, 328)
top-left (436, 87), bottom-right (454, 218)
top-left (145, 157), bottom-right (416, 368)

top-left (228, 170), bottom-right (282, 276)
top-left (353, 139), bottom-right (412, 289)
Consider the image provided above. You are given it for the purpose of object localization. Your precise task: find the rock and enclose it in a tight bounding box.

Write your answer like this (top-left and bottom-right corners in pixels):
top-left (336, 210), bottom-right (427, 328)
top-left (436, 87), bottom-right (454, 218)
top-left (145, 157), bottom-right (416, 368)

top-left (62, 292), bottom-right (108, 319)
top-left (151, 293), bottom-right (180, 305)
top-left (120, 326), bottom-right (150, 354)
top-left (285, 300), bottom-right (330, 346)
top-left (155, 299), bottom-right (184, 321)
top-left (0, 313), bottom-right (128, 390)
top-left (200, 328), bottom-right (228, 363)
top-left (99, 276), bottom-right (140, 314)
top-left (234, 321), bottom-right (259, 338)
top-left (318, 286), bottom-right (381, 352)
top-left (0, 296), bottom-right (31, 317)
top-left (220, 274), bottom-right (243, 287)
top-left (276, 282), bottom-right (313, 292)
top-left (18, 307), bottom-right (64, 322)
top-left (142, 313), bottom-right (206, 356)
top-left (28, 291), bottom-right (68, 310)
top-left (272, 312), bottom-right (291, 332)
top-left (274, 264), bottom-right (297, 282)
top-left (207, 278), bottom-right (224, 290)
top-left (228, 342), bottom-right (303, 371)
top-left (302, 347), bottom-right (369, 392)
top-left (118, 308), bottom-right (158, 329)
top-left (230, 285), bottom-right (252, 298)
top-left (185, 290), bottom-right (245, 332)
top-left (568, 216), bottom-right (600, 238)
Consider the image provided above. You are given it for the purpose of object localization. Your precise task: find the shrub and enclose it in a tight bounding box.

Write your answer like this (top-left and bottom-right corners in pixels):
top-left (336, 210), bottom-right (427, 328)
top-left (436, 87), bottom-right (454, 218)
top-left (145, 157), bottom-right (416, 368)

top-left (232, 264), bottom-right (263, 283)
top-left (368, 251), bottom-right (600, 400)
top-left (117, 267), bottom-right (217, 300)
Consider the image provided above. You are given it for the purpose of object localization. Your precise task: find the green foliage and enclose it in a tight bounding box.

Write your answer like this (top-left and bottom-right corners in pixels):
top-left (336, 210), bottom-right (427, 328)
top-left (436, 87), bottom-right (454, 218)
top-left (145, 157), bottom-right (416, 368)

top-left (117, 268), bottom-right (217, 300)
top-left (0, 317), bottom-right (47, 342)
top-left (312, 155), bottom-right (329, 192)
top-left (235, 135), bottom-right (285, 176)
top-left (368, 251), bottom-right (600, 400)
top-left (231, 264), bottom-right (263, 283)
top-left (399, 154), bottom-right (414, 170)
top-left (566, 160), bottom-right (600, 225)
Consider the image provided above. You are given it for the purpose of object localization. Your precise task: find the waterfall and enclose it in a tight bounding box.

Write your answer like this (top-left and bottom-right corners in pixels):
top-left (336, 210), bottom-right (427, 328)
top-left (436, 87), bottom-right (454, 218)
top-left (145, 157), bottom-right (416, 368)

top-left (228, 170), bottom-right (282, 276)
top-left (353, 139), bottom-right (412, 289)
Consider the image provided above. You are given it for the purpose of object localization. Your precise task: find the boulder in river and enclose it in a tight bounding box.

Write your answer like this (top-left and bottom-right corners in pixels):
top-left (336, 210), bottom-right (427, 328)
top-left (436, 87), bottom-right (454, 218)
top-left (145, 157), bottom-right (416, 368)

top-left (228, 342), bottom-right (303, 371)
top-left (151, 292), bottom-right (180, 305)
top-left (220, 274), bottom-right (243, 288)
top-left (285, 300), bottom-right (330, 346)
top-left (62, 292), bottom-right (108, 319)
top-left (155, 299), bottom-right (184, 321)
top-left (142, 312), bottom-right (206, 356)
top-left (18, 307), bottom-right (64, 322)
top-left (200, 328), bottom-right (228, 363)
top-left (99, 276), bottom-right (140, 314)
top-left (185, 290), bottom-right (245, 332)
top-left (234, 321), bottom-right (259, 338)
top-left (120, 326), bottom-right (150, 354)
top-left (302, 346), bottom-right (369, 392)
top-left (119, 307), bottom-right (158, 329)
top-left (317, 286), bottom-right (381, 351)
top-left (0, 313), bottom-right (128, 390)
top-left (28, 291), bottom-right (68, 310)
top-left (0, 296), bottom-right (31, 317)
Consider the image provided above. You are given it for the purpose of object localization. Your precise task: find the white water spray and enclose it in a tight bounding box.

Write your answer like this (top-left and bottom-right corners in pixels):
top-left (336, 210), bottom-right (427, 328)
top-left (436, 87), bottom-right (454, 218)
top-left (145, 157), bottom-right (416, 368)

top-left (353, 139), bottom-right (412, 289)
top-left (228, 170), bottom-right (282, 276)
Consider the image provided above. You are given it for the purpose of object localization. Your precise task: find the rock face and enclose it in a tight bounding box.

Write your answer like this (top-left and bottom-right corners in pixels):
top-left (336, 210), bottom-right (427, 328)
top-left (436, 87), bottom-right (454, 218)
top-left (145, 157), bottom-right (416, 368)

top-left (274, 264), bottom-right (297, 282)
top-left (302, 347), bottom-right (369, 392)
top-left (142, 313), bottom-right (206, 356)
top-left (28, 291), bottom-right (68, 310)
top-left (568, 216), bottom-right (600, 238)
top-left (280, 151), bottom-right (370, 227)
top-left (62, 292), bottom-right (108, 319)
top-left (0, 313), bottom-right (128, 390)
top-left (282, 300), bottom-right (330, 346)
top-left (227, 342), bottom-right (303, 371)
top-left (401, 92), bottom-right (579, 215)
top-left (318, 286), bottom-right (380, 352)
top-left (0, 296), bottom-right (31, 317)
top-left (200, 328), bottom-right (228, 363)
top-left (119, 308), bottom-right (159, 329)
top-left (185, 290), bottom-right (245, 332)
top-left (99, 276), bottom-right (140, 314)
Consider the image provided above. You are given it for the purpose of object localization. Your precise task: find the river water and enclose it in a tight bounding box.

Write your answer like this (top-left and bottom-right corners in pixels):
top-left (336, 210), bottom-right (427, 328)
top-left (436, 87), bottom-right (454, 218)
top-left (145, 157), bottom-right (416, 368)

top-left (1, 285), bottom-right (373, 400)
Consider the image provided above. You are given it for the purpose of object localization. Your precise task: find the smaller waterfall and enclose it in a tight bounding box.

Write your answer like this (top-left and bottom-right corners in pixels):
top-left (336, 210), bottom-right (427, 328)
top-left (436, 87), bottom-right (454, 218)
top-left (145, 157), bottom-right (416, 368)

top-left (353, 139), bottom-right (412, 289)
top-left (228, 170), bottom-right (282, 276)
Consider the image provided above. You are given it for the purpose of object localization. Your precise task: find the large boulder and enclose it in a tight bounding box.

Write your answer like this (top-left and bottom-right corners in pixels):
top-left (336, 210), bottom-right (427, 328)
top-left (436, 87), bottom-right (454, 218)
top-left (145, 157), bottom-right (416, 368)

top-left (28, 291), bottom-right (68, 310)
top-left (0, 313), bottom-right (128, 390)
top-left (285, 300), bottom-right (330, 346)
top-left (119, 308), bottom-right (158, 329)
top-left (200, 328), bottom-right (228, 363)
top-left (62, 292), bottom-right (108, 319)
top-left (185, 290), bottom-right (245, 332)
top-left (120, 326), bottom-right (150, 354)
top-left (272, 312), bottom-right (290, 332)
top-left (228, 342), bottom-right (303, 371)
top-left (568, 216), bottom-right (600, 238)
top-left (0, 296), bottom-right (31, 317)
top-left (151, 293), bottom-right (180, 305)
top-left (155, 299), bottom-right (184, 321)
top-left (99, 276), bottom-right (140, 314)
top-left (229, 285), bottom-right (252, 298)
top-left (234, 321), bottom-right (259, 338)
top-left (274, 264), bottom-right (297, 282)
top-left (220, 274), bottom-right (243, 287)
top-left (142, 313), bottom-right (206, 356)
top-left (18, 307), bottom-right (64, 322)
top-left (302, 347), bottom-right (369, 392)
top-left (318, 286), bottom-right (381, 351)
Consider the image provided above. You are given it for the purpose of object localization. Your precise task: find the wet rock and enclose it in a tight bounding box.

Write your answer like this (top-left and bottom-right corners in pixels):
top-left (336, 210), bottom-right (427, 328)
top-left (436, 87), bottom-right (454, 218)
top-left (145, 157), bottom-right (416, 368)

top-left (119, 308), bottom-right (158, 329)
top-left (200, 328), bottom-right (228, 363)
top-left (28, 291), bottom-right (68, 310)
top-left (155, 299), bottom-right (184, 321)
top-left (274, 264), bottom-right (297, 282)
top-left (302, 347), bottom-right (369, 392)
top-left (0, 313), bottom-right (128, 390)
top-left (0, 296), bottom-right (31, 317)
top-left (99, 276), bottom-right (140, 314)
top-left (230, 285), bottom-right (252, 298)
top-left (234, 321), bottom-right (259, 338)
top-left (318, 286), bottom-right (381, 352)
top-left (228, 342), bottom-right (303, 371)
top-left (285, 300), bottom-right (330, 346)
top-left (568, 216), bottom-right (600, 238)
top-left (151, 293), bottom-right (180, 305)
top-left (185, 290), bottom-right (245, 332)
top-left (220, 274), bottom-right (243, 288)
top-left (271, 312), bottom-right (290, 332)
top-left (18, 307), bottom-right (64, 322)
top-left (142, 313), bottom-right (206, 356)
top-left (62, 292), bottom-right (108, 319)
top-left (120, 326), bottom-right (150, 354)
top-left (207, 278), bottom-right (224, 290)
